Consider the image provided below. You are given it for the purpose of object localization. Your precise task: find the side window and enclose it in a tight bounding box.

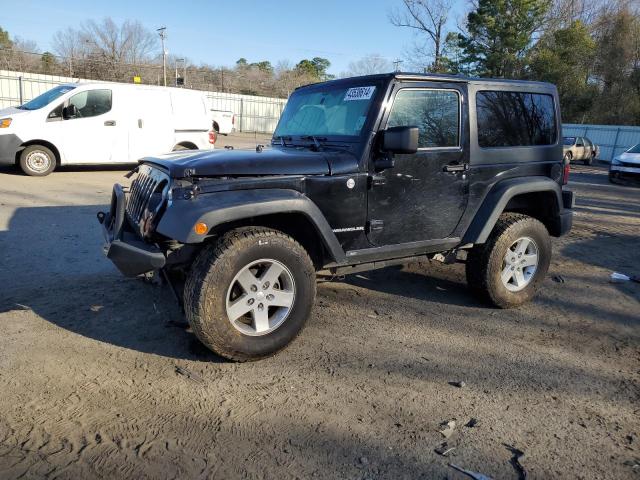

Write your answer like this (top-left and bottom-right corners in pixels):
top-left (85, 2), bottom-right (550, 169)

top-left (67, 89), bottom-right (112, 119)
top-left (476, 91), bottom-right (556, 148)
top-left (387, 89), bottom-right (460, 149)
top-left (576, 137), bottom-right (584, 146)
top-left (47, 103), bottom-right (63, 121)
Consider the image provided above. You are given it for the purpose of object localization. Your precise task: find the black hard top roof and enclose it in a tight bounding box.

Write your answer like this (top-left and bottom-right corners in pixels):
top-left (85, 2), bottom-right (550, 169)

top-left (296, 72), bottom-right (555, 91)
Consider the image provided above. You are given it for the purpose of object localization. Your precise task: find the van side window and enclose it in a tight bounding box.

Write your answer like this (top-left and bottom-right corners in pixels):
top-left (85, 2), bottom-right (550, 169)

top-left (47, 103), bottom-right (63, 121)
top-left (387, 89), bottom-right (460, 148)
top-left (67, 89), bottom-right (112, 119)
top-left (476, 91), bottom-right (556, 147)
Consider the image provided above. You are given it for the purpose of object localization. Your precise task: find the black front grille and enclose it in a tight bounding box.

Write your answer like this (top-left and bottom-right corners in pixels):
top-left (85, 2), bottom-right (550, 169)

top-left (125, 166), bottom-right (169, 225)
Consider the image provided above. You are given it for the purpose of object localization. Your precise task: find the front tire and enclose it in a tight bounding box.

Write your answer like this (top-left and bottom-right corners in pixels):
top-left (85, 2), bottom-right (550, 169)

top-left (184, 227), bottom-right (316, 361)
top-left (563, 152), bottom-right (572, 163)
top-left (19, 145), bottom-right (56, 176)
top-left (466, 213), bottom-right (551, 308)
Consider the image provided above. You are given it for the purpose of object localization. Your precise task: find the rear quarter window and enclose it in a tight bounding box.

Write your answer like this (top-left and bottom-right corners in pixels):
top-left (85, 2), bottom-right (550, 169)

top-left (476, 91), bottom-right (557, 148)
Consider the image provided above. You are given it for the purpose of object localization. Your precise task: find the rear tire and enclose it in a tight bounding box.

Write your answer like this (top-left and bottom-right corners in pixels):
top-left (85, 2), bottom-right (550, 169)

top-left (184, 227), bottom-right (316, 361)
top-left (19, 145), bottom-right (56, 176)
top-left (563, 152), bottom-right (572, 163)
top-left (466, 213), bottom-right (551, 308)
top-left (584, 153), bottom-right (594, 166)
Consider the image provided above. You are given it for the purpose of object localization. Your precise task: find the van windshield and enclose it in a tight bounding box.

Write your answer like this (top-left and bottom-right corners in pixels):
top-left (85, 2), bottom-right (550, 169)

top-left (17, 85), bottom-right (76, 111)
top-left (274, 83), bottom-right (379, 138)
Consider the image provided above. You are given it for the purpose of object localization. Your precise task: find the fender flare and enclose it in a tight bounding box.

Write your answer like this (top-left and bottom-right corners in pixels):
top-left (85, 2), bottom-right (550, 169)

top-left (156, 188), bottom-right (346, 263)
top-left (462, 176), bottom-right (563, 244)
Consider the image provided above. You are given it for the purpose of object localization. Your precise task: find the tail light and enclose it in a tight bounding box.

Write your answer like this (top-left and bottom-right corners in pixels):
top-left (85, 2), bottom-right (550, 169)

top-left (562, 161), bottom-right (570, 185)
top-left (208, 130), bottom-right (217, 145)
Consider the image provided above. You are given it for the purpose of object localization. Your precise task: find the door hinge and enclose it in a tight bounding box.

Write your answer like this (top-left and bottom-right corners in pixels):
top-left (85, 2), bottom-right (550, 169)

top-left (367, 220), bottom-right (384, 233)
top-left (368, 175), bottom-right (386, 188)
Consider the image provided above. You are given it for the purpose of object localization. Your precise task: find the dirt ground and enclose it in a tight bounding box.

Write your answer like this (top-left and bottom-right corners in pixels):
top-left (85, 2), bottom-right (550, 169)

top-left (0, 145), bottom-right (638, 479)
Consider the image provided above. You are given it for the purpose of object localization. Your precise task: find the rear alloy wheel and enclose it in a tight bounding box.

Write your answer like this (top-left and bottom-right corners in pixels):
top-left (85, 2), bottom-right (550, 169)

top-left (184, 227), bottom-right (316, 361)
top-left (19, 145), bottom-right (56, 176)
top-left (466, 213), bottom-right (551, 308)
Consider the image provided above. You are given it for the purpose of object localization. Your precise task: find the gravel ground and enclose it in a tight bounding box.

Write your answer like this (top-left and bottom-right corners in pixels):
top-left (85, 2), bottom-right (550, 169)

top-left (0, 151), bottom-right (638, 479)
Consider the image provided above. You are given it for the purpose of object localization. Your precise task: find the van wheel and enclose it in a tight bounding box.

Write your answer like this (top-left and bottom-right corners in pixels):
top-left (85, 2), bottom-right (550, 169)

top-left (466, 213), bottom-right (551, 308)
top-left (184, 227), bottom-right (316, 361)
top-left (19, 145), bottom-right (56, 176)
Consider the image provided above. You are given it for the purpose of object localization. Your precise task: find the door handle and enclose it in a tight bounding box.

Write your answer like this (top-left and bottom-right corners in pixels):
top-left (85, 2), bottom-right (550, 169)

top-left (444, 163), bottom-right (468, 173)
top-left (104, 120), bottom-right (116, 126)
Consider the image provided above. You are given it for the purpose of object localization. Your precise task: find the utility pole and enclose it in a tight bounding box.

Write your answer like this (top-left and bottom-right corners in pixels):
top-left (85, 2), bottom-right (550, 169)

top-left (157, 26), bottom-right (167, 86)
top-left (393, 59), bottom-right (403, 72)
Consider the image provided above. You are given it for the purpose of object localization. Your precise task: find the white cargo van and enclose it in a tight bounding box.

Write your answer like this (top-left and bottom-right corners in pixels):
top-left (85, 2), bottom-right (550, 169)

top-left (0, 82), bottom-right (215, 176)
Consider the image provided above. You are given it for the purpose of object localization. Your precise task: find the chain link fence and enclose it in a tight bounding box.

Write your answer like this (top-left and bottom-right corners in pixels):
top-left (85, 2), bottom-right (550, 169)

top-left (0, 69), bottom-right (287, 133)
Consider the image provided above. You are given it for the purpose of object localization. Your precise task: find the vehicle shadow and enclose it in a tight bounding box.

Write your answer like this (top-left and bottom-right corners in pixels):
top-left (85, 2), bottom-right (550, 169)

top-left (336, 261), bottom-right (487, 309)
top-left (0, 204), bottom-right (226, 363)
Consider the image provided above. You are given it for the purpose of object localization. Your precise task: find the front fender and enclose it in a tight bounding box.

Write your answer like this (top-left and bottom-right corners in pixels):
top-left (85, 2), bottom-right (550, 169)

top-left (156, 188), bottom-right (346, 263)
top-left (462, 177), bottom-right (565, 244)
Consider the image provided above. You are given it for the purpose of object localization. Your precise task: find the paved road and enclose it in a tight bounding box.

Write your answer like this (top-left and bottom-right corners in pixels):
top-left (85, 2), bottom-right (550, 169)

top-left (0, 159), bottom-right (638, 479)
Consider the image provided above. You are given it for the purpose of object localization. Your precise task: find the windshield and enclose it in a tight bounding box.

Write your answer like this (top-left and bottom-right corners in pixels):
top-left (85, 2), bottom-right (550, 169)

top-left (563, 137), bottom-right (576, 145)
top-left (627, 143), bottom-right (640, 153)
top-left (274, 83), bottom-right (379, 138)
top-left (18, 85), bottom-right (76, 111)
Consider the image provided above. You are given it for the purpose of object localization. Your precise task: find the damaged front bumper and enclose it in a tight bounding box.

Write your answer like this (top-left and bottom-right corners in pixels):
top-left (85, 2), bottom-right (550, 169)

top-left (97, 183), bottom-right (166, 277)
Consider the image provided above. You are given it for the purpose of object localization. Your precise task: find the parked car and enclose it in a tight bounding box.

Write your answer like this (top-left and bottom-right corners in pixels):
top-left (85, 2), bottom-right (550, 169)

top-left (609, 143), bottom-right (640, 183)
top-left (0, 83), bottom-right (216, 176)
top-left (210, 109), bottom-right (235, 135)
top-left (563, 136), bottom-right (599, 165)
top-left (98, 73), bottom-right (573, 361)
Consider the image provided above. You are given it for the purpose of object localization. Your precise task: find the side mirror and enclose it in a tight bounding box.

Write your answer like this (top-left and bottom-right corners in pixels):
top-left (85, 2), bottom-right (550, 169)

top-left (382, 126), bottom-right (419, 154)
top-left (62, 104), bottom-right (77, 119)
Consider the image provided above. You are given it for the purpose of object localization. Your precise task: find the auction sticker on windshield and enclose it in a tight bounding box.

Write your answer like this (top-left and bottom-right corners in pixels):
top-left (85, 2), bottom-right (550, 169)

top-left (344, 86), bottom-right (376, 101)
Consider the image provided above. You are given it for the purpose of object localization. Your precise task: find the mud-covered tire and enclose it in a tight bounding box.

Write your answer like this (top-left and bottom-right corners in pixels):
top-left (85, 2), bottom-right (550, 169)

top-left (466, 213), bottom-right (551, 308)
top-left (19, 145), bottom-right (56, 176)
top-left (184, 227), bottom-right (316, 361)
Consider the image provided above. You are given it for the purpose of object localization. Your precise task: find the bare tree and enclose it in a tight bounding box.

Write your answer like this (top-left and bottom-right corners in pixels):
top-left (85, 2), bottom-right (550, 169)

top-left (389, 0), bottom-right (453, 71)
top-left (52, 18), bottom-right (157, 81)
top-left (341, 54), bottom-right (393, 77)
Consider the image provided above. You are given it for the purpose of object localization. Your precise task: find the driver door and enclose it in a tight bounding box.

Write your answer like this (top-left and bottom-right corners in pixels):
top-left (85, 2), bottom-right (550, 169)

top-left (61, 88), bottom-right (128, 164)
top-left (367, 82), bottom-right (469, 246)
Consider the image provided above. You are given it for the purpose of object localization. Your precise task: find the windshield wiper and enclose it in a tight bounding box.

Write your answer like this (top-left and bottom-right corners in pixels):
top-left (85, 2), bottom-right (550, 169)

top-left (300, 135), bottom-right (327, 151)
top-left (272, 135), bottom-right (292, 147)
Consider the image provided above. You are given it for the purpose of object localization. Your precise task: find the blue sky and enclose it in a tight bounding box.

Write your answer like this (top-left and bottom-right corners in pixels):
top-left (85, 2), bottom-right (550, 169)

top-left (3, 0), bottom-right (466, 74)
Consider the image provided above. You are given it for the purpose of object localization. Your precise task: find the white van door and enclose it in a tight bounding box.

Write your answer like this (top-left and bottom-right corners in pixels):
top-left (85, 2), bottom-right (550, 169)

top-left (62, 88), bottom-right (128, 164)
top-left (129, 89), bottom-right (174, 161)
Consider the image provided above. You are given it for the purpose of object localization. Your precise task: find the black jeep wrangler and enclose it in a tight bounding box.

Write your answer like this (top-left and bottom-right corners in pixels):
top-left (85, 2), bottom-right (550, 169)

top-left (98, 73), bottom-right (574, 361)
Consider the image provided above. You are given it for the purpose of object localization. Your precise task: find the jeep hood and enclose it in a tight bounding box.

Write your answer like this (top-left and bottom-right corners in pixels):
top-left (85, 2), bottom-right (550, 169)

top-left (142, 146), bottom-right (356, 178)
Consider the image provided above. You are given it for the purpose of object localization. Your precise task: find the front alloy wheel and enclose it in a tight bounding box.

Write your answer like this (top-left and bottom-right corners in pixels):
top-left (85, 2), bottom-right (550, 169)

top-left (184, 227), bottom-right (316, 361)
top-left (226, 259), bottom-right (296, 336)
